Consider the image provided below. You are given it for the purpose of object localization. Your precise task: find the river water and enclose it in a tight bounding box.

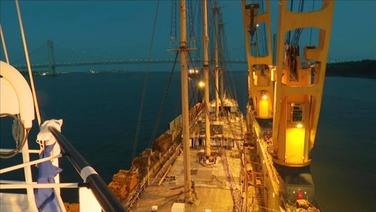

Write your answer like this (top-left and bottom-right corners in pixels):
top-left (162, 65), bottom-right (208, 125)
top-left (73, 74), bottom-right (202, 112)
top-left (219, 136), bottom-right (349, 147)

top-left (1, 72), bottom-right (375, 211)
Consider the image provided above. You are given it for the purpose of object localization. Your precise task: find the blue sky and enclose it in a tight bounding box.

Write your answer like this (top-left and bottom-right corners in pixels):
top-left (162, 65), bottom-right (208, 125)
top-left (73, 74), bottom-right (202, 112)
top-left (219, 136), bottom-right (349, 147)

top-left (0, 0), bottom-right (375, 65)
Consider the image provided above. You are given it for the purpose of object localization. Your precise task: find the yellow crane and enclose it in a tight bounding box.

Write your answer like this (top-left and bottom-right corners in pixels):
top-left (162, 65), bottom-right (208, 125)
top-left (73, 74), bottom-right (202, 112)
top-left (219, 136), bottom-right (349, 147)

top-left (273, 0), bottom-right (335, 167)
top-left (243, 0), bottom-right (335, 167)
top-left (242, 0), bottom-right (274, 120)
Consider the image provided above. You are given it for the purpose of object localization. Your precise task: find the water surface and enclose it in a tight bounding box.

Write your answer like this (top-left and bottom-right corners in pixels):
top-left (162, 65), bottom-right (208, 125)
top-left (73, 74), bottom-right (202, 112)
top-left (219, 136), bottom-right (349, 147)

top-left (1, 72), bottom-right (375, 211)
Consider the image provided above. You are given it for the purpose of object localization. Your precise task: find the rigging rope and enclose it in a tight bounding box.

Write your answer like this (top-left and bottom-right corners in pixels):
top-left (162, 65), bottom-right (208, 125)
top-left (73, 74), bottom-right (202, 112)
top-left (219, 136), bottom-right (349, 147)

top-left (132, 0), bottom-right (160, 158)
top-left (0, 24), bottom-right (10, 63)
top-left (169, 0), bottom-right (178, 44)
top-left (222, 26), bottom-right (238, 101)
top-left (309, 0), bottom-right (315, 46)
top-left (15, 0), bottom-right (42, 126)
top-left (148, 51), bottom-right (179, 146)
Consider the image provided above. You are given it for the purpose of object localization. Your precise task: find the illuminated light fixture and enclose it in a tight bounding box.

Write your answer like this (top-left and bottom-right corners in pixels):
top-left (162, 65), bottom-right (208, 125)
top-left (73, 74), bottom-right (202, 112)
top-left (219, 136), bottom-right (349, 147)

top-left (188, 68), bottom-right (200, 75)
top-left (296, 123), bottom-right (303, 128)
top-left (256, 24), bottom-right (260, 28)
top-left (198, 81), bottom-right (205, 89)
top-left (189, 69), bottom-right (197, 74)
top-left (297, 191), bottom-right (304, 199)
top-left (259, 94), bottom-right (269, 118)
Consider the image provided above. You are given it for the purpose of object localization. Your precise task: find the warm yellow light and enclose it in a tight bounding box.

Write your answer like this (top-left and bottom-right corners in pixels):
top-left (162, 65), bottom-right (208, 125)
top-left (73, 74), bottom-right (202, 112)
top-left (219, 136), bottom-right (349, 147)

top-left (286, 127), bottom-right (305, 164)
top-left (189, 68), bottom-right (199, 75)
top-left (259, 98), bottom-right (269, 118)
top-left (296, 123), bottom-right (303, 128)
top-left (198, 81), bottom-right (205, 89)
top-left (261, 94), bottom-right (268, 100)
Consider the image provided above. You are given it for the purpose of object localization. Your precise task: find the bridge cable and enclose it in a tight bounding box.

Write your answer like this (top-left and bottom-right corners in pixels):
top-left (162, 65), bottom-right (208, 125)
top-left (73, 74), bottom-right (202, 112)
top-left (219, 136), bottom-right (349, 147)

top-left (132, 0), bottom-right (160, 158)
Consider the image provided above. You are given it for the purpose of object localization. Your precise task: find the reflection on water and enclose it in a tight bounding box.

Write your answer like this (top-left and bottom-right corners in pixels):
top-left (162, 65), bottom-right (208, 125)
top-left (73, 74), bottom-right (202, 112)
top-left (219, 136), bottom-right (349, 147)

top-left (1, 73), bottom-right (375, 211)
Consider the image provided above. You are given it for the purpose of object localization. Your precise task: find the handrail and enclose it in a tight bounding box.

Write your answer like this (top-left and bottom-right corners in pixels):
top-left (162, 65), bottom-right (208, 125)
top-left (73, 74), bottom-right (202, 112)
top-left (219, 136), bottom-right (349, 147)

top-left (49, 127), bottom-right (126, 212)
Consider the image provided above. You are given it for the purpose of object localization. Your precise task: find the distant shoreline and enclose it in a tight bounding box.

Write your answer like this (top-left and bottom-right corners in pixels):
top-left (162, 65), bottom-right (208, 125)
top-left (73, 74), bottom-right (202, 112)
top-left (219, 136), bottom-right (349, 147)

top-left (21, 60), bottom-right (376, 79)
top-left (326, 60), bottom-right (376, 79)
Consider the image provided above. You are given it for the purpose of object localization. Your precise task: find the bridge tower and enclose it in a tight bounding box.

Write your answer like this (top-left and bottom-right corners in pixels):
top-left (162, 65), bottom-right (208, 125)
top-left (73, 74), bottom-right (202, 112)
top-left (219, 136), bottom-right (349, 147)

top-left (47, 40), bottom-right (56, 75)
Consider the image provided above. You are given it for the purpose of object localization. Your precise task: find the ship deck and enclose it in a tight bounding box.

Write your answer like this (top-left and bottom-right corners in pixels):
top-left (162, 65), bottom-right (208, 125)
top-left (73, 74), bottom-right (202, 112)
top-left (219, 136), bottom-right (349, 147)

top-left (131, 106), bottom-right (249, 211)
top-left (131, 148), bottom-right (242, 212)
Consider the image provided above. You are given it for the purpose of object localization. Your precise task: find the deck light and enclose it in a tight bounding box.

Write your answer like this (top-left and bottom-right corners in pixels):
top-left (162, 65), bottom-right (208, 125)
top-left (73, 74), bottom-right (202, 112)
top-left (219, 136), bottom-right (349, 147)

top-left (198, 80), bottom-right (205, 89)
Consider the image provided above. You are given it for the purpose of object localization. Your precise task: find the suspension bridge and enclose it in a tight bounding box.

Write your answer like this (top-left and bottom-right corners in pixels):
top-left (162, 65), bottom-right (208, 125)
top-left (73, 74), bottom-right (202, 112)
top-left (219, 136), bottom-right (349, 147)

top-left (12, 40), bottom-right (247, 74)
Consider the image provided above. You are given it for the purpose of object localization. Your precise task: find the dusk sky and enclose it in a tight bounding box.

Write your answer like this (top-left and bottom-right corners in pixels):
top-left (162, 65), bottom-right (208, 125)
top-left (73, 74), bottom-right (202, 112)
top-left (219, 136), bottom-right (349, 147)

top-left (1, 0), bottom-right (375, 65)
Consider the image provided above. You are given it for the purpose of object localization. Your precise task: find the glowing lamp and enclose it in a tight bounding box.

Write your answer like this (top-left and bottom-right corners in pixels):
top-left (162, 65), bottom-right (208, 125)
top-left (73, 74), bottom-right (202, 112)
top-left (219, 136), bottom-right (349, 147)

top-left (259, 96), bottom-right (269, 118)
top-left (296, 123), bottom-right (303, 128)
top-left (285, 127), bottom-right (305, 164)
top-left (297, 191), bottom-right (304, 199)
top-left (198, 81), bottom-right (205, 89)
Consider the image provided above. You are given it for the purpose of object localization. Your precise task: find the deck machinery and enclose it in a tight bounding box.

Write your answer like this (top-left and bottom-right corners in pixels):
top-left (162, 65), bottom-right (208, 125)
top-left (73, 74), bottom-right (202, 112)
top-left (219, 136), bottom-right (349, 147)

top-left (242, 0), bottom-right (335, 210)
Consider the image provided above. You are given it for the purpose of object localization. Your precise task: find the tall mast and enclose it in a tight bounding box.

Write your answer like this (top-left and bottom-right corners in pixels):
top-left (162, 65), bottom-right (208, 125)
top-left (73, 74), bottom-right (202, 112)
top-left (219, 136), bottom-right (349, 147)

top-left (179, 0), bottom-right (192, 201)
top-left (203, 0), bottom-right (211, 158)
top-left (214, 5), bottom-right (220, 121)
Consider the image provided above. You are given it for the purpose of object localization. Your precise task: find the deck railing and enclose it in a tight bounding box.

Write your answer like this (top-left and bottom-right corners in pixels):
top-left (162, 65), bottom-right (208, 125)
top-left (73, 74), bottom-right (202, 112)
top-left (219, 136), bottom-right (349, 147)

top-left (49, 128), bottom-right (126, 212)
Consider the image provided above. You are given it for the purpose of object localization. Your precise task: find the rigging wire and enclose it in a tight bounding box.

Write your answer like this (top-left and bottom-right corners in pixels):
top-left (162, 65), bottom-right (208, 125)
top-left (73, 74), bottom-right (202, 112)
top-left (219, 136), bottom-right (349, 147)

top-left (309, 0), bottom-right (315, 46)
top-left (287, 0), bottom-right (294, 43)
top-left (292, 0), bottom-right (305, 45)
top-left (0, 24), bottom-right (10, 63)
top-left (189, 0), bottom-right (194, 43)
top-left (221, 21), bottom-right (238, 101)
top-left (169, 0), bottom-right (177, 44)
top-left (132, 0), bottom-right (160, 158)
top-left (187, 51), bottom-right (201, 107)
top-left (148, 51), bottom-right (179, 146)
top-left (15, 0), bottom-right (42, 126)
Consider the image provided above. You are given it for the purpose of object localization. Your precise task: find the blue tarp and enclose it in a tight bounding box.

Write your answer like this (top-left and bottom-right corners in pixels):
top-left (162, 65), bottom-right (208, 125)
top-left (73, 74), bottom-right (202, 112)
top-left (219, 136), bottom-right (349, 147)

top-left (34, 143), bottom-right (62, 212)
